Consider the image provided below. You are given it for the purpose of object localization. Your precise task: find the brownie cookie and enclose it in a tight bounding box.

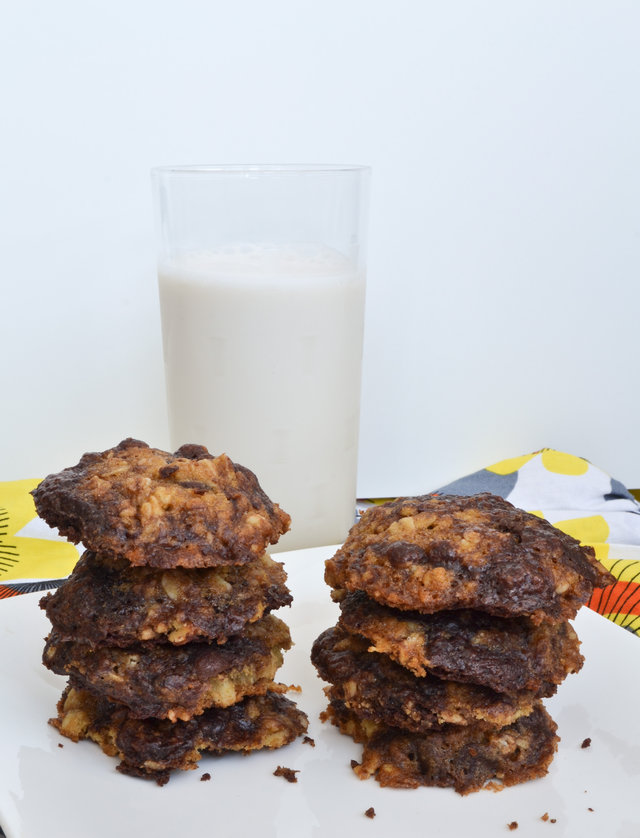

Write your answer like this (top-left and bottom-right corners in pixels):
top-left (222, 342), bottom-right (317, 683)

top-left (44, 615), bottom-right (291, 722)
top-left (324, 699), bottom-right (559, 794)
top-left (311, 626), bottom-right (540, 731)
top-left (337, 590), bottom-right (583, 693)
top-left (41, 550), bottom-right (292, 647)
top-left (325, 493), bottom-right (613, 623)
top-left (53, 685), bottom-right (308, 785)
top-left (32, 438), bottom-right (290, 567)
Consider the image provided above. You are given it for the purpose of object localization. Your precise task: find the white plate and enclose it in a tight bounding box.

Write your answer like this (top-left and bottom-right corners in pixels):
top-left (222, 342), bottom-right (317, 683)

top-left (1, 544), bottom-right (640, 838)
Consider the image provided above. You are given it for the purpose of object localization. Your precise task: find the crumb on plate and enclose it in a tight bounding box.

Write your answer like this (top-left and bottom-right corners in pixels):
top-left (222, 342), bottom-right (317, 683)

top-left (273, 765), bottom-right (299, 783)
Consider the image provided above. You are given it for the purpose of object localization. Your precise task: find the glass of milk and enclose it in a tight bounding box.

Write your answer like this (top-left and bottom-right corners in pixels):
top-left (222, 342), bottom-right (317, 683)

top-left (151, 165), bottom-right (370, 551)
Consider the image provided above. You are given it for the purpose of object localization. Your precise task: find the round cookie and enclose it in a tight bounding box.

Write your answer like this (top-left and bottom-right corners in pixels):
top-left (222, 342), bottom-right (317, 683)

top-left (311, 626), bottom-right (540, 732)
top-left (337, 590), bottom-right (583, 693)
top-left (41, 549), bottom-right (292, 647)
top-left (325, 493), bottom-right (614, 623)
top-left (43, 614), bottom-right (291, 722)
top-left (325, 699), bottom-right (559, 794)
top-left (54, 686), bottom-right (308, 785)
top-left (32, 438), bottom-right (290, 568)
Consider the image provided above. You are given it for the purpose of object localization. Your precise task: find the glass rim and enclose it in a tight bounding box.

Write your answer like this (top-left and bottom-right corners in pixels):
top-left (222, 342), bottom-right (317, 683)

top-left (151, 163), bottom-right (370, 177)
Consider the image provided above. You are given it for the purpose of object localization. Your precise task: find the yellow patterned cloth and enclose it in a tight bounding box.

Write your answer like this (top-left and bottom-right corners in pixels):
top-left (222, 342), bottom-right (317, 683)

top-left (3, 451), bottom-right (640, 637)
top-left (0, 480), bottom-right (79, 598)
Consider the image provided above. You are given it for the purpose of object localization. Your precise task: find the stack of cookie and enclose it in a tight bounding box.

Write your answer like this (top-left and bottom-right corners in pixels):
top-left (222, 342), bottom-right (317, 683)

top-left (33, 438), bottom-right (308, 785)
top-left (312, 492), bottom-right (614, 794)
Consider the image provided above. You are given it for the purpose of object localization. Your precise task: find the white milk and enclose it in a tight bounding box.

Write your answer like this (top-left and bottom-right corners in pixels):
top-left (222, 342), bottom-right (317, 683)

top-left (158, 243), bottom-right (366, 551)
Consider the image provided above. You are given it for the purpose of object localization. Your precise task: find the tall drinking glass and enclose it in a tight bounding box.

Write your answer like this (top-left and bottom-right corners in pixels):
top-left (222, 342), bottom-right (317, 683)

top-left (152, 165), bottom-right (370, 551)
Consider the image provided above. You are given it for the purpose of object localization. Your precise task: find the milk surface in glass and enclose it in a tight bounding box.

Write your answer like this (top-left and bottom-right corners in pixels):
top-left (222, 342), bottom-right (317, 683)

top-left (158, 243), bottom-right (366, 551)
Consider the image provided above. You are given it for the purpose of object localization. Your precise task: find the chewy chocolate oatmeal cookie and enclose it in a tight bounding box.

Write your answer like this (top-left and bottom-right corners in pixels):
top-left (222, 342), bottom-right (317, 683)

top-left (53, 685), bottom-right (308, 785)
top-left (337, 590), bottom-right (583, 693)
top-left (324, 699), bottom-right (558, 794)
top-left (43, 615), bottom-right (291, 722)
top-left (32, 438), bottom-right (290, 568)
top-left (41, 550), bottom-right (291, 647)
top-left (325, 493), bottom-right (613, 623)
top-left (311, 626), bottom-right (540, 732)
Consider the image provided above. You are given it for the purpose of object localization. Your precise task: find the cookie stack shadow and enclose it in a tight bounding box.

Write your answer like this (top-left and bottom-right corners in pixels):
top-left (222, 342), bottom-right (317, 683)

top-left (33, 438), bottom-right (308, 785)
top-left (311, 493), bottom-right (614, 794)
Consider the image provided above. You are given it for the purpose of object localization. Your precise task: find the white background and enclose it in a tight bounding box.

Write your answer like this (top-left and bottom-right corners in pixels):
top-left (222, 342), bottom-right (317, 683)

top-left (2, 0), bottom-right (639, 493)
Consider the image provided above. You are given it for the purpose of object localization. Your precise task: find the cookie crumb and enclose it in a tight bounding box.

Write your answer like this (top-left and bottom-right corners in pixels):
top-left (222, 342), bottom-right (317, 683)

top-left (588, 807), bottom-right (594, 812)
top-left (365, 807), bottom-right (376, 819)
top-left (200, 772), bottom-right (211, 782)
top-left (550, 819), bottom-right (557, 824)
top-left (541, 813), bottom-right (549, 822)
top-left (581, 737), bottom-right (592, 749)
top-left (57, 743), bottom-right (64, 749)
top-left (507, 822), bottom-right (518, 831)
top-left (274, 765), bottom-right (299, 783)
top-left (303, 735), bottom-right (315, 747)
